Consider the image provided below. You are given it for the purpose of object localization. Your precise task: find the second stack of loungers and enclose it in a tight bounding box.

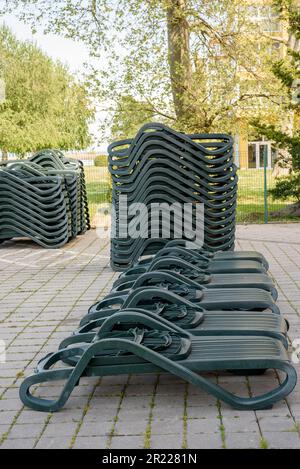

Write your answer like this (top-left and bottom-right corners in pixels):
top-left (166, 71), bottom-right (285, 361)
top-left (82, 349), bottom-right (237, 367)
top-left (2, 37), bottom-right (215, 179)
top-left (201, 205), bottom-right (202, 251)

top-left (0, 149), bottom-right (90, 248)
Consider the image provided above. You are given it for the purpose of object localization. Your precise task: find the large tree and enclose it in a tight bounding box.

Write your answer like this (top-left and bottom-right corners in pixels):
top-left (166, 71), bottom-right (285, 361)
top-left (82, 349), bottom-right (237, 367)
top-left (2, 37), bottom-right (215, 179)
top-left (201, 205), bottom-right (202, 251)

top-left (0, 25), bottom-right (94, 159)
top-left (0, 0), bottom-right (285, 134)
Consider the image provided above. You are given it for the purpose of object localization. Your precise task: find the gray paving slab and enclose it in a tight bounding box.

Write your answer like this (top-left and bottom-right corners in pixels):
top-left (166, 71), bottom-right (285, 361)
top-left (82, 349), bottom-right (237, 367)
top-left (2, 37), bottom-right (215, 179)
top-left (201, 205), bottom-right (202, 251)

top-left (0, 226), bottom-right (300, 449)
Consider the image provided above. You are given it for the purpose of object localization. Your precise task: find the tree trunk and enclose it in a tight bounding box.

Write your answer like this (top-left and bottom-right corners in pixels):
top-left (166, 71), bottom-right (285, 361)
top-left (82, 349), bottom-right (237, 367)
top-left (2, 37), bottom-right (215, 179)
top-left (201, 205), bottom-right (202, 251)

top-left (1, 149), bottom-right (8, 162)
top-left (166, 0), bottom-right (192, 122)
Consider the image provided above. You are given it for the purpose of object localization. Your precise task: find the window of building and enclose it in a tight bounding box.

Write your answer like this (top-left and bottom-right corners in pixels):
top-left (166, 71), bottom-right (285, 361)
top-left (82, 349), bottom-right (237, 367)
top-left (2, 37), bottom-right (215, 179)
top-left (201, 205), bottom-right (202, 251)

top-left (247, 142), bottom-right (277, 169)
top-left (248, 143), bottom-right (257, 168)
top-left (248, 5), bottom-right (281, 33)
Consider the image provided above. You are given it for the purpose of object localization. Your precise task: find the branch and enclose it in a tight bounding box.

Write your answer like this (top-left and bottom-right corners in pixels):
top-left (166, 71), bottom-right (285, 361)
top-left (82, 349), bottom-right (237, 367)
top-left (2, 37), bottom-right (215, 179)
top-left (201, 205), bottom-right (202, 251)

top-left (89, 0), bottom-right (102, 32)
top-left (141, 95), bottom-right (176, 121)
top-left (188, 11), bottom-right (263, 80)
top-left (218, 93), bottom-right (282, 118)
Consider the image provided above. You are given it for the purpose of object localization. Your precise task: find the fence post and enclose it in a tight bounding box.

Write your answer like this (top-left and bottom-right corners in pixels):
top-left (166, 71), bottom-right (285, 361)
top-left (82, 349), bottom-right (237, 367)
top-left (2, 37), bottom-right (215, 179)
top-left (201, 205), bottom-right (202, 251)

top-left (264, 148), bottom-right (268, 224)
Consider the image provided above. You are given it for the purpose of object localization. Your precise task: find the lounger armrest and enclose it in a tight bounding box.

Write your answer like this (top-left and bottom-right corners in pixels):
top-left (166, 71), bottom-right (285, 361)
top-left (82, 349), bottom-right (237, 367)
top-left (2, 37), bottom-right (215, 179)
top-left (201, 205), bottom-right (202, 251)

top-left (132, 271), bottom-right (202, 289)
top-left (95, 310), bottom-right (191, 339)
top-left (59, 332), bottom-right (95, 349)
top-left (166, 239), bottom-right (212, 257)
top-left (89, 295), bottom-right (126, 311)
top-left (123, 287), bottom-right (204, 308)
top-left (156, 247), bottom-right (208, 262)
top-left (148, 256), bottom-right (206, 273)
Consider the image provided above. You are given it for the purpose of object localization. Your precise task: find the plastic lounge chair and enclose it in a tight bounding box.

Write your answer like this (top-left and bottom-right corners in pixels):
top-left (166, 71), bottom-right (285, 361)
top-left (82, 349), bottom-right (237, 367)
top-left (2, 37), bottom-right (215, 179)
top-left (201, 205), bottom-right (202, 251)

top-left (83, 286), bottom-right (280, 326)
top-left (110, 235), bottom-right (238, 271)
top-left (19, 312), bottom-right (297, 412)
top-left (110, 270), bottom-right (278, 300)
top-left (117, 246), bottom-right (268, 271)
top-left (69, 305), bottom-right (288, 348)
top-left (108, 123), bottom-right (234, 167)
top-left (118, 256), bottom-right (267, 279)
top-left (149, 242), bottom-right (269, 269)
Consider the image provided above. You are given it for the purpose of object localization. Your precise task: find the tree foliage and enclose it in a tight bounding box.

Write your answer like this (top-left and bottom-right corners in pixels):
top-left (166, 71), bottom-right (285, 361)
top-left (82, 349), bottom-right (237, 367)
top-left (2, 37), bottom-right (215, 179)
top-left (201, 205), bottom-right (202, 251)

top-left (0, 0), bottom-right (286, 135)
top-left (0, 25), bottom-right (94, 157)
top-left (253, 0), bottom-right (300, 204)
top-left (111, 95), bottom-right (155, 140)
top-left (270, 172), bottom-right (300, 202)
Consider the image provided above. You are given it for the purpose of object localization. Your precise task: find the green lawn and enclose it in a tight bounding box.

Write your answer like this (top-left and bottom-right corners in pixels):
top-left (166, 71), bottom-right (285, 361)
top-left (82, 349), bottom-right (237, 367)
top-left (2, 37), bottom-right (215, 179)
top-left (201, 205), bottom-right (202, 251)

top-left (84, 166), bottom-right (298, 224)
top-left (84, 166), bottom-right (111, 221)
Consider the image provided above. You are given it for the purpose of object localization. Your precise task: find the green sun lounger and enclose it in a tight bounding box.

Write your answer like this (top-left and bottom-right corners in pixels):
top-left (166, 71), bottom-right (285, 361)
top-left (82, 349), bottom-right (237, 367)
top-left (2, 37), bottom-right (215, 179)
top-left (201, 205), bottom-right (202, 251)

top-left (68, 305), bottom-right (288, 349)
top-left (126, 245), bottom-right (269, 270)
top-left (83, 285), bottom-right (280, 326)
top-left (165, 241), bottom-right (269, 269)
top-left (119, 256), bottom-right (267, 279)
top-left (111, 269), bottom-right (278, 300)
top-left (19, 312), bottom-right (297, 412)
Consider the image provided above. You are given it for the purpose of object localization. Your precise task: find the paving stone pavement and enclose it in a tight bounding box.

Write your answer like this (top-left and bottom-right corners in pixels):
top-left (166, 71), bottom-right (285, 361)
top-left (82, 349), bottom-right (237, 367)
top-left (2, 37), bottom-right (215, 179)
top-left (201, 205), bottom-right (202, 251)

top-left (0, 225), bottom-right (300, 449)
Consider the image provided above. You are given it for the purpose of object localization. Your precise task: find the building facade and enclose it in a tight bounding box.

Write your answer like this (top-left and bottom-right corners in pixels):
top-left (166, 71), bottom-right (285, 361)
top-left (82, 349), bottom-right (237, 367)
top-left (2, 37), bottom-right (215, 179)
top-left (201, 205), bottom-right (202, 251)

top-left (237, 0), bottom-right (288, 169)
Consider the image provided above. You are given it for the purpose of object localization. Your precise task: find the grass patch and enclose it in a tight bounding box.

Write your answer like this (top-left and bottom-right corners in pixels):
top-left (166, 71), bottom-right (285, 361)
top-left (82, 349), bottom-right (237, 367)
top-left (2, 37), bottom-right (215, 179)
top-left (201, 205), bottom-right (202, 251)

top-left (260, 437), bottom-right (269, 449)
top-left (216, 398), bottom-right (226, 449)
top-left (84, 166), bottom-right (111, 221)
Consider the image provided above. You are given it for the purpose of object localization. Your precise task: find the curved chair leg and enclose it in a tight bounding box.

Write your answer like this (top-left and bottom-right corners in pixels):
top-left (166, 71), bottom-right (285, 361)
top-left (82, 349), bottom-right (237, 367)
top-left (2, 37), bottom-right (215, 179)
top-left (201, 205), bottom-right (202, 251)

top-left (271, 287), bottom-right (278, 301)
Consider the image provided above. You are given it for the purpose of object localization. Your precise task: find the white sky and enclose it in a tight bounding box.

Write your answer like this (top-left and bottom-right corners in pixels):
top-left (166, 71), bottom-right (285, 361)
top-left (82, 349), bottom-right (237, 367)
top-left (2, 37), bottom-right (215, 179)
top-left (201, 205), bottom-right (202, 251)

top-left (1, 14), bottom-right (90, 73)
top-left (0, 14), bottom-right (108, 151)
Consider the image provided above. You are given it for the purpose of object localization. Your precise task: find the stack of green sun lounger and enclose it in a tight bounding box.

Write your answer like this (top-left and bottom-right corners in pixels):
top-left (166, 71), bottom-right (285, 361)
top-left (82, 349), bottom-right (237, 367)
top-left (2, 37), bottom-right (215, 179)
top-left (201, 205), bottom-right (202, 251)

top-left (0, 150), bottom-right (90, 248)
top-left (19, 246), bottom-right (297, 412)
top-left (30, 150), bottom-right (90, 236)
top-left (108, 122), bottom-right (237, 271)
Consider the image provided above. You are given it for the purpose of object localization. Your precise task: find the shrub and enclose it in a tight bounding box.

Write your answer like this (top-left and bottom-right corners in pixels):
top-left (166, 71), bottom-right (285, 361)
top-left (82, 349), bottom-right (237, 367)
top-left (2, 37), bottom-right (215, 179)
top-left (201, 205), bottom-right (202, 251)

top-left (94, 154), bottom-right (108, 167)
top-left (269, 172), bottom-right (300, 203)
